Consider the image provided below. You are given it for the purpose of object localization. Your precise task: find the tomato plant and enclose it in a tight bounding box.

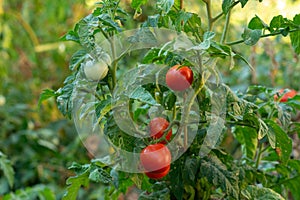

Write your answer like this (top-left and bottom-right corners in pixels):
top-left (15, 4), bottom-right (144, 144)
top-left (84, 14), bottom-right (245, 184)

top-left (149, 117), bottom-right (172, 144)
top-left (38, 0), bottom-right (300, 199)
top-left (166, 65), bottom-right (194, 91)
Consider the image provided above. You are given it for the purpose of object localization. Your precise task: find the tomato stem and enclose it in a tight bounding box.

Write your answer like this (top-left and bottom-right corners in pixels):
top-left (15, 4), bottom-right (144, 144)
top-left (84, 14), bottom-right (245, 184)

top-left (204, 0), bottom-right (213, 31)
top-left (220, 10), bottom-right (231, 44)
top-left (255, 142), bottom-right (263, 169)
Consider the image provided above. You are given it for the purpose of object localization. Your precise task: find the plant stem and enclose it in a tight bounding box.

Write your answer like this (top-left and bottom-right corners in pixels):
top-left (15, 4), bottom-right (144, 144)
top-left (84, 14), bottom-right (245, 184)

top-left (204, 0), bottom-right (213, 31)
top-left (226, 28), bottom-right (300, 46)
top-left (220, 10), bottom-right (231, 44)
top-left (255, 142), bottom-right (263, 169)
top-left (180, 0), bottom-right (183, 9)
top-left (110, 38), bottom-right (117, 91)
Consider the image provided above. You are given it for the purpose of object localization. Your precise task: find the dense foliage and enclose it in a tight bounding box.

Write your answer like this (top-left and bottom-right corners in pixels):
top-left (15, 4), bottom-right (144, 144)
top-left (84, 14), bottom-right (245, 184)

top-left (1, 0), bottom-right (300, 199)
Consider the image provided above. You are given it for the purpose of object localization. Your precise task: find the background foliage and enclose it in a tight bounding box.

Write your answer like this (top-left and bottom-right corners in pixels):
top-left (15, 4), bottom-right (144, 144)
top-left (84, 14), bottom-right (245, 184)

top-left (0, 0), bottom-right (300, 199)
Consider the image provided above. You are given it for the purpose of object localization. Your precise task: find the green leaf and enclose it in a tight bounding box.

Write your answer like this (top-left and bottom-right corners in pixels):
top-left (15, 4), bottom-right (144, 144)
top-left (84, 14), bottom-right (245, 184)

top-left (200, 155), bottom-right (239, 199)
top-left (157, 0), bottom-right (174, 13)
top-left (169, 160), bottom-right (184, 199)
top-left (266, 120), bottom-right (292, 165)
top-left (89, 166), bottom-right (112, 184)
top-left (173, 10), bottom-right (193, 31)
top-left (163, 91), bottom-right (176, 110)
top-left (270, 15), bottom-right (285, 31)
top-left (222, 0), bottom-right (233, 14)
top-left (56, 74), bottom-right (76, 118)
top-left (60, 28), bottom-right (80, 43)
top-left (183, 13), bottom-right (201, 34)
top-left (143, 14), bottom-right (160, 27)
top-left (233, 126), bottom-right (258, 159)
top-left (183, 157), bottom-right (200, 185)
top-left (95, 99), bottom-right (112, 124)
top-left (242, 113), bottom-right (268, 142)
top-left (3, 185), bottom-right (55, 200)
top-left (284, 175), bottom-right (300, 200)
top-left (239, 0), bottom-right (248, 8)
top-left (248, 15), bottom-right (268, 30)
top-left (139, 189), bottom-right (170, 199)
top-left (69, 50), bottom-right (87, 71)
top-left (242, 28), bottom-right (262, 46)
top-left (290, 14), bottom-right (300, 54)
top-left (131, 0), bottom-right (148, 9)
top-left (241, 185), bottom-right (284, 200)
top-left (128, 28), bottom-right (157, 44)
top-left (130, 86), bottom-right (158, 106)
top-left (62, 172), bottom-right (90, 200)
top-left (38, 89), bottom-right (57, 108)
top-left (98, 13), bottom-right (122, 32)
top-left (0, 152), bottom-right (14, 188)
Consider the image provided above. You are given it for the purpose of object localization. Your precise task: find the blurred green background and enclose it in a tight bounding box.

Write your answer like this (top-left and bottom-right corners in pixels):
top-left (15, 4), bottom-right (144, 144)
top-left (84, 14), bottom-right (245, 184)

top-left (0, 0), bottom-right (299, 199)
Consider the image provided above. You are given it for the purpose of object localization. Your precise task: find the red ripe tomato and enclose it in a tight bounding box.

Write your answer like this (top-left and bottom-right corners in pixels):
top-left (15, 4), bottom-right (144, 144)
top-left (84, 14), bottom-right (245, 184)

top-left (149, 117), bottom-right (172, 144)
top-left (145, 165), bottom-right (170, 179)
top-left (166, 65), bottom-right (193, 91)
top-left (274, 89), bottom-right (297, 102)
top-left (140, 144), bottom-right (171, 178)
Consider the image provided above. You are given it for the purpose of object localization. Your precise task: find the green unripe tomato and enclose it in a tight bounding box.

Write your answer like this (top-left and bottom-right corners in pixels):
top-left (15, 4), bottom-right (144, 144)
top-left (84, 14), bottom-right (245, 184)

top-left (84, 59), bottom-right (109, 81)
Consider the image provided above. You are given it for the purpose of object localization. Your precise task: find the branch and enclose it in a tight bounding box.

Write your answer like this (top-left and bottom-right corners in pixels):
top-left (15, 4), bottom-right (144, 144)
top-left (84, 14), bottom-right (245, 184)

top-left (226, 28), bottom-right (300, 46)
top-left (220, 10), bottom-right (231, 44)
top-left (180, 0), bottom-right (183, 10)
top-left (203, 0), bottom-right (213, 31)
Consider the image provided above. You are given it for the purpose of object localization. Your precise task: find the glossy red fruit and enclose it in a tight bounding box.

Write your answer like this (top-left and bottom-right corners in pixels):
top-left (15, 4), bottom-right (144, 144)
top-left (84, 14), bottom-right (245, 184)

top-left (149, 117), bottom-right (172, 144)
top-left (166, 65), bottom-right (193, 91)
top-left (145, 165), bottom-right (170, 179)
top-left (140, 144), bottom-right (171, 178)
top-left (274, 89), bottom-right (297, 102)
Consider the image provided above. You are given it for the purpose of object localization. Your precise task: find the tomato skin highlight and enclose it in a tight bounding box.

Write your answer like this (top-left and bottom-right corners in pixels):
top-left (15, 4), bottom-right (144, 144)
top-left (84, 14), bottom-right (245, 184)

top-left (166, 65), bottom-right (193, 91)
top-left (149, 117), bottom-right (172, 144)
top-left (274, 89), bottom-right (297, 102)
top-left (140, 144), bottom-right (171, 173)
top-left (145, 165), bottom-right (170, 179)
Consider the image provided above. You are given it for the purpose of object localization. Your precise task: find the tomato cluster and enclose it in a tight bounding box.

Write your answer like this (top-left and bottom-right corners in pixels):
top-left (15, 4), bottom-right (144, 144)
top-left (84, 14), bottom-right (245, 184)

top-left (140, 65), bottom-right (194, 179)
top-left (140, 117), bottom-right (172, 179)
